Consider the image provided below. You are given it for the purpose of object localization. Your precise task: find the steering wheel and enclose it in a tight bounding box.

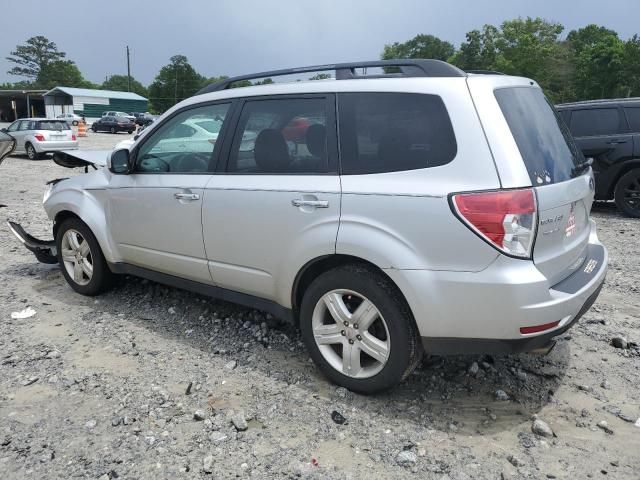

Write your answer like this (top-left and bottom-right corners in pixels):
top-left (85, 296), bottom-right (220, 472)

top-left (169, 152), bottom-right (210, 172)
top-left (138, 154), bottom-right (170, 172)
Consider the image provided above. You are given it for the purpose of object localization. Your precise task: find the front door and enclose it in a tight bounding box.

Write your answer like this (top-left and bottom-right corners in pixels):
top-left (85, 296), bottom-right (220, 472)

top-left (107, 102), bottom-right (232, 284)
top-left (202, 95), bottom-right (341, 304)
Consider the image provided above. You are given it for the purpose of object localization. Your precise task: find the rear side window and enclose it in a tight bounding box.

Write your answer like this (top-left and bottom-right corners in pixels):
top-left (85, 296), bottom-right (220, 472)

top-left (37, 120), bottom-right (70, 131)
top-left (227, 97), bottom-right (331, 174)
top-left (569, 108), bottom-right (623, 137)
top-left (338, 93), bottom-right (456, 174)
top-left (495, 87), bottom-right (583, 185)
top-left (624, 107), bottom-right (640, 132)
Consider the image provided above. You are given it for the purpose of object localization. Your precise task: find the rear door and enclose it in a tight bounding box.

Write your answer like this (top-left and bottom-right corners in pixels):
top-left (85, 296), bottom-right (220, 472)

top-left (567, 106), bottom-right (633, 174)
top-left (492, 86), bottom-right (594, 285)
top-left (202, 94), bottom-right (340, 304)
top-left (623, 106), bottom-right (640, 157)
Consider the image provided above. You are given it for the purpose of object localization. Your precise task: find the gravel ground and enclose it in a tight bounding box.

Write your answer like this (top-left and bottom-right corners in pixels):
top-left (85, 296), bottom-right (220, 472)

top-left (0, 131), bottom-right (639, 479)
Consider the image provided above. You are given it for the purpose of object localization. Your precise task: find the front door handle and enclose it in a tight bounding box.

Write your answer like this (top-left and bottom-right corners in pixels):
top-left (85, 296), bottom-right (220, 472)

top-left (174, 192), bottom-right (200, 201)
top-left (606, 140), bottom-right (627, 145)
top-left (291, 199), bottom-right (329, 208)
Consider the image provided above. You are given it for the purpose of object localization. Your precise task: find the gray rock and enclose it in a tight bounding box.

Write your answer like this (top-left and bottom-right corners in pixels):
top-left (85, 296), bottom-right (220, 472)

top-left (209, 432), bottom-right (228, 443)
top-left (46, 350), bottom-right (61, 359)
top-left (396, 449), bottom-right (417, 467)
top-left (507, 454), bottom-right (525, 467)
top-left (111, 417), bottom-right (122, 426)
top-left (532, 419), bottom-right (554, 438)
top-left (224, 360), bottom-right (237, 370)
top-left (610, 336), bottom-right (628, 349)
top-left (597, 420), bottom-right (614, 434)
top-left (231, 412), bottom-right (248, 431)
top-left (495, 390), bottom-right (510, 401)
top-left (194, 410), bottom-right (206, 421)
top-left (85, 420), bottom-right (97, 429)
top-left (469, 362), bottom-right (479, 376)
top-left (203, 455), bottom-right (214, 473)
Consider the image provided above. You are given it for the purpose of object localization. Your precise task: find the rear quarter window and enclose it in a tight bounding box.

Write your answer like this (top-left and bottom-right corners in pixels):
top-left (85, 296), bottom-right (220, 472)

top-left (495, 87), bottom-right (583, 185)
top-left (338, 92), bottom-right (457, 174)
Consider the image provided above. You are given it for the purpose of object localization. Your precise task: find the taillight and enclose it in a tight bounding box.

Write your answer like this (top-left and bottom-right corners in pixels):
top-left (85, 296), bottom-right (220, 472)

top-left (34, 134), bottom-right (45, 142)
top-left (71, 134), bottom-right (77, 141)
top-left (451, 188), bottom-right (537, 258)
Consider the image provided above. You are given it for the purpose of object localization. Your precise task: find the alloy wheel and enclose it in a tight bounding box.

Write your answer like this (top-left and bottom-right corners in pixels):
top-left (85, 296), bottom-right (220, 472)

top-left (60, 229), bottom-right (93, 286)
top-left (26, 144), bottom-right (36, 160)
top-left (311, 289), bottom-right (390, 379)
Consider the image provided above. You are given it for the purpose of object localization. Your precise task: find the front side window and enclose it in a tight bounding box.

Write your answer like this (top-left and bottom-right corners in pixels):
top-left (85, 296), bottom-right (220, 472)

top-left (227, 97), bottom-right (330, 174)
top-left (569, 108), bottom-right (623, 137)
top-left (135, 103), bottom-right (230, 173)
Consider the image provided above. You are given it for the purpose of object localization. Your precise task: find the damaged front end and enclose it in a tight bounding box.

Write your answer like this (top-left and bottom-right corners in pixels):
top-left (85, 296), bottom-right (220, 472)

top-left (5, 147), bottom-right (111, 264)
top-left (7, 221), bottom-right (58, 264)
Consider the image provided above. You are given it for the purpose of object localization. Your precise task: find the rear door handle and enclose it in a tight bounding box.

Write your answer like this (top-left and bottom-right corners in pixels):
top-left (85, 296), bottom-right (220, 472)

top-left (291, 199), bottom-right (329, 208)
top-left (174, 192), bottom-right (200, 201)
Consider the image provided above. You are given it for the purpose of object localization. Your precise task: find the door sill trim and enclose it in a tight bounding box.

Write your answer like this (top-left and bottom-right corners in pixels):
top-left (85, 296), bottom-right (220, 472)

top-left (108, 262), bottom-right (294, 323)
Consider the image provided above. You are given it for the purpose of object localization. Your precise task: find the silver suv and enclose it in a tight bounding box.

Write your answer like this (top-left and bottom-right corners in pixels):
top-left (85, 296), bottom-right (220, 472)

top-left (8, 60), bottom-right (608, 393)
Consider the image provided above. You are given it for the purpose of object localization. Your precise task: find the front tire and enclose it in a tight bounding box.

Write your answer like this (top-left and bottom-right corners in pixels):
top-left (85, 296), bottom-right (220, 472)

top-left (614, 168), bottom-right (640, 218)
top-left (110, 127), bottom-right (116, 134)
top-left (56, 217), bottom-right (113, 296)
top-left (300, 264), bottom-right (422, 394)
top-left (92, 125), bottom-right (97, 132)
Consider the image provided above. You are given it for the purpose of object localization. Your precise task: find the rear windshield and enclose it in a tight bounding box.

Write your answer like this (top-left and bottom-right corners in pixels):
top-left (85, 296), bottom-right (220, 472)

top-left (495, 87), bottom-right (584, 185)
top-left (37, 120), bottom-right (70, 131)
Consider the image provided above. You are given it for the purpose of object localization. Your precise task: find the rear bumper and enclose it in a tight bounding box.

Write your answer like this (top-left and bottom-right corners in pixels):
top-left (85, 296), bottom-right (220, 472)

top-left (33, 140), bottom-right (78, 153)
top-left (385, 220), bottom-right (608, 354)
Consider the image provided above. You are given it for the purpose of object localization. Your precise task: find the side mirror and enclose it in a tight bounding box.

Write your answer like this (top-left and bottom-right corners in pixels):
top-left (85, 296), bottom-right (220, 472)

top-left (133, 134), bottom-right (140, 141)
top-left (108, 148), bottom-right (132, 174)
top-left (1, 128), bottom-right (7, 133)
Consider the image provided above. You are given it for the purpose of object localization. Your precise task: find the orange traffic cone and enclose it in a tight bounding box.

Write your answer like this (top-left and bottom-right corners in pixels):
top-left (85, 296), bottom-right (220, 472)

top-left (77, 121), bottom-right (87, 137)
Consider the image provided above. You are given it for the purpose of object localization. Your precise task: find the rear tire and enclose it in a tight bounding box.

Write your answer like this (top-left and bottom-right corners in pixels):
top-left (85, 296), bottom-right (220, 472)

top-left (55, 217), bottom-right (113, 296)
top-left (25, 142), bottom-right (37, 160)
top-left (72, 120), bottom-right (78, 126)
top-left (110, 127), bottom-right (116, 134)
top-left (92, 125), bottom-right (97, 132)
top-left (614, 168), bottom-right (640, 218)
top-left (300, 264), bottom-right (422, 394)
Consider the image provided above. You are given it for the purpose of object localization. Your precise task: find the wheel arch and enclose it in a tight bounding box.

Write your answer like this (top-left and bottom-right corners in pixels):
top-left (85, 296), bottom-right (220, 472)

top-left (291, 254), bottom-right (414, 324)
top-left (605, 159), bottom-right (640, 198)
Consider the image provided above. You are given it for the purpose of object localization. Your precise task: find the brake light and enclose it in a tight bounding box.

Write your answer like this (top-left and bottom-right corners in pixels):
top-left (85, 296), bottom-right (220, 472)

top-left (34, 134), bottom-right (45, 142)
top-left (71, 134), bottom-right (76, 141)
top-left (452, 188), bottom-right (537, 258)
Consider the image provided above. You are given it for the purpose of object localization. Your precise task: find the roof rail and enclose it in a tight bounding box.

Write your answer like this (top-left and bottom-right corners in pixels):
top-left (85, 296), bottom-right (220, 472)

top-left (196, 59), bottom-right (466, 95)
top-left (466, 69), bottom-right (505, 75)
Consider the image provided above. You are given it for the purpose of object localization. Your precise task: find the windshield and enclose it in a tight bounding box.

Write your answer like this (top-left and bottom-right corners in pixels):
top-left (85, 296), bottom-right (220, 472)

top-left (37, 120), bottom-right (70, 131)
top-left (495, 87), bottom-right (584, 185)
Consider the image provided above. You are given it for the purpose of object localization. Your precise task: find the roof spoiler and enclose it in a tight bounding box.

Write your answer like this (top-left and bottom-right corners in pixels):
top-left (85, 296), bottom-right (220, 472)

top-left (196, 59), bottom-right (466, 95)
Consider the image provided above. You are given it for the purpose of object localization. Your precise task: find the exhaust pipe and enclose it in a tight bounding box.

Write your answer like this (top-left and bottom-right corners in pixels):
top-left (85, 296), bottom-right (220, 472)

top-left (527, 341), bottom-right (556, 356)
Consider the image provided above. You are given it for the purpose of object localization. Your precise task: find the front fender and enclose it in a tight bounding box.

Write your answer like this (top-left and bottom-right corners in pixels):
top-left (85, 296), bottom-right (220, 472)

top-left (46, 186), bottom-right (118, 263)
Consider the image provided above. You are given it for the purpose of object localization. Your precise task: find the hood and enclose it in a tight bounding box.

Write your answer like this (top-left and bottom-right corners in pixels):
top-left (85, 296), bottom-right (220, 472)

top-left (0, 131), bottom-right (16, 166)
top-left (51, 149), bottom-right (112, 169)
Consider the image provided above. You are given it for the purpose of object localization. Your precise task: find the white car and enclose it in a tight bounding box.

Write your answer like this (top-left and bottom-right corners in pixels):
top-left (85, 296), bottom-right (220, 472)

top-left (2, 118), bottom-right (78, 159)
top-left (56, 113), bottom-right (83, 126)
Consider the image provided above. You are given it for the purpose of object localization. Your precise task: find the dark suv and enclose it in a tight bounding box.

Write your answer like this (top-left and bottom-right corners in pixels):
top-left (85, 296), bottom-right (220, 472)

top-left (556, 99), bottom-right (640, 217)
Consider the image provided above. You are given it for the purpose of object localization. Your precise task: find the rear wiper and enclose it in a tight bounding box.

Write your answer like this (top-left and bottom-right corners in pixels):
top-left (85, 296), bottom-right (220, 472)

top-left (572, 157), bottom-right (593, 176)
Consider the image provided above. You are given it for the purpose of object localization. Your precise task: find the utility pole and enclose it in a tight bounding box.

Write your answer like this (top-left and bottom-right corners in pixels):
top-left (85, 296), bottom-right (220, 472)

top-left (126, 45), bottom-right (131, 92)
top-left (174, 66), bottom-right (178, 105)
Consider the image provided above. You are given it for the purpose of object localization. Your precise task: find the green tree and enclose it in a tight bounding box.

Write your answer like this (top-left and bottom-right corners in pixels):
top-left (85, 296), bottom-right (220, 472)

top-left (451, 25), bottom-right (500, 70)
top-left (621, 35), bottom-right (640, 97)
top-left (148, 55), bottom-right (206, 112)
top-left (309, 73), bottom-right (332, 80)
top-left (253, 78), bottom-right (274, 85)
top-left (37, 60), bottom-right (95, 89)
top-left (567, 25), bottom-right (625, 99)
top-left (381, 34), bottom-right (455, 61)
top-left (6, 36), bottom-right (66, 80)
top-left (102, 74), bottom-right (148, 97)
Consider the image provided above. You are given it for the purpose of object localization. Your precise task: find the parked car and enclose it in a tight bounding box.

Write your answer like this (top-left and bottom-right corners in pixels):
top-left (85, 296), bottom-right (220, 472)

top-left (7, 60), bottom-right (607, 393)
top-left (1, 118), bottom-right (78, 159)
top-left (56, 113), bottom-right (84, 126)
top-left (136, 113), bottom-right (158, 126)
top-left (556, 98), bottom-right (640, 217)
top-left (92, 116), bottom-right (135, 134)
top-left (102, 111), bottom-right (136, 122)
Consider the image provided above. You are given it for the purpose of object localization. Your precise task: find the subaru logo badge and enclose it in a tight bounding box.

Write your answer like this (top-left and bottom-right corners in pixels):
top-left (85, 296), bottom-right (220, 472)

top-left (589, 177), bottom-right (595, 191)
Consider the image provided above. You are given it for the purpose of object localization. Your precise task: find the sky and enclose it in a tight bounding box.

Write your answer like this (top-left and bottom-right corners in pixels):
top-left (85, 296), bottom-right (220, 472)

top-left (1, 0), bottom-right (640, 86)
